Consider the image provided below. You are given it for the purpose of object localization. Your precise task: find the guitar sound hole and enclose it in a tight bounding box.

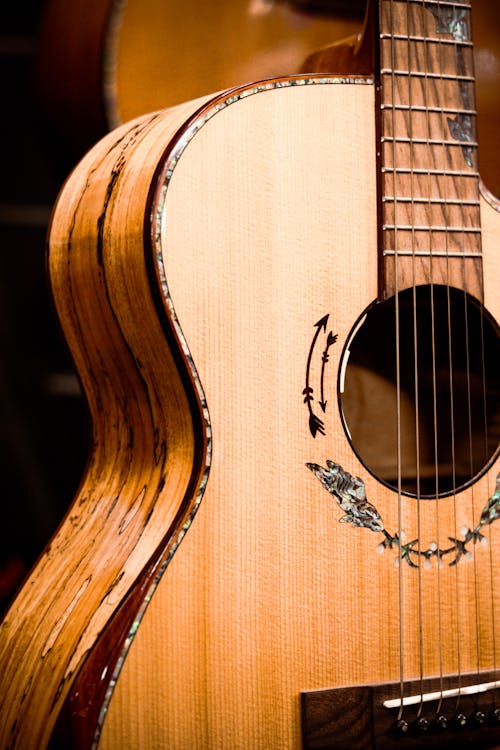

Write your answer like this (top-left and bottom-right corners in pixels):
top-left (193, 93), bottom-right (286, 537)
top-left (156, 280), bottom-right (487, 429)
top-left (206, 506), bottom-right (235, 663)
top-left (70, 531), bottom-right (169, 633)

top-left (339, 284), bottom-right (499, 497)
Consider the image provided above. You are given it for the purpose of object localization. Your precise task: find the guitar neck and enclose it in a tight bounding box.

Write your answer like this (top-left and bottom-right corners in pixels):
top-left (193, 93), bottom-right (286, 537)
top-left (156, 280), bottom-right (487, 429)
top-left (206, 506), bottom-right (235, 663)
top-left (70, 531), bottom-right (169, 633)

top-left (377, 0), bottom-right (483, 299)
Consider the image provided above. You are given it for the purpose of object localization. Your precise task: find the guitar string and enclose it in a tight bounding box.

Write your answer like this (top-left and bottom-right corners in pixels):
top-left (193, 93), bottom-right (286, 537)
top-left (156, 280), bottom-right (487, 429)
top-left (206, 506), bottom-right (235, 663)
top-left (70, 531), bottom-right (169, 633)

top-left (420, 0), bottom-right (445, 720)
top-left (455, 0), bottom-right (472, 710)
top-left (446, 244), bottom-right (462, 721)
top-left (465, 235), bottom-right (482, 714)
top-left (435, 0), bottom-right (464, 719)
top-left (436, 2), bottom-right (463, 715)
top-left (459, 3), bottom-right (482, 711)
top-left (387, 0), bottom-right (407, 722)
top-left (480, 280), bottom-right (498, 718)
top-left (406, 0), bottom-right (426, 722)
top-left (430, 0), bottom-right (446, 720)
top-left (464, 240), bottom-right (482, 707)
top-left (415, 0), bottom-right (438, 720)
top-left (441, 8), bottom-right (463, 711)
top-left (482, 277), bottom-right (498, 718)
top-left (453, 0), bottom-right (488, 716)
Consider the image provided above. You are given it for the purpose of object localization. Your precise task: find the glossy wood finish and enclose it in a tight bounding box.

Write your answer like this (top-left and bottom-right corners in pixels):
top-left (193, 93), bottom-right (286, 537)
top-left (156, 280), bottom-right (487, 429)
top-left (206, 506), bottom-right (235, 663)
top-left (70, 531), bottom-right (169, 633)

top-left (3, 74), bottom-right (497, 749)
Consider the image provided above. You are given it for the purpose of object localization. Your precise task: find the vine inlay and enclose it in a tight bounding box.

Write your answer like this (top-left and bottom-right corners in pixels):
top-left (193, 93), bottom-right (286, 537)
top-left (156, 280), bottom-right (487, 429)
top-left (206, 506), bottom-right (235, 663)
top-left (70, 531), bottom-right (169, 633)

top-left (307, 461), bottom-right (500, 568)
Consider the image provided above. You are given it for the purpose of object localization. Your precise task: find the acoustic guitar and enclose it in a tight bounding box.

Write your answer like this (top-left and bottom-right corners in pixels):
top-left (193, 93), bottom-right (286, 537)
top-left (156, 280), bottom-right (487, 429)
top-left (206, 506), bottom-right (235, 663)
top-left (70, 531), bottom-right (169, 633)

top-left (1, 0), bottom-right (499, 748)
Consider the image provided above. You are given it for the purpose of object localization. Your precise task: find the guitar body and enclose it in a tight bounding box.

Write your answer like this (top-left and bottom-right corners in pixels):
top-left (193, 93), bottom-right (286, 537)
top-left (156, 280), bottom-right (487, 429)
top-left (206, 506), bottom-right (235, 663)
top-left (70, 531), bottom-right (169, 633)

top-left (1, 3), bottom-right (500, 749)
top-left (95, 78), bottom-right (500, 749)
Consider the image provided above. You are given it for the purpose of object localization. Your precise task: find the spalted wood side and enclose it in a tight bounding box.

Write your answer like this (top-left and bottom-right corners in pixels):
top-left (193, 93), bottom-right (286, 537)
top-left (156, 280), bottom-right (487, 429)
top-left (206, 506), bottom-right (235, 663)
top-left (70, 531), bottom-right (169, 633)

top-left (0, 94), bottom-right (215, 750)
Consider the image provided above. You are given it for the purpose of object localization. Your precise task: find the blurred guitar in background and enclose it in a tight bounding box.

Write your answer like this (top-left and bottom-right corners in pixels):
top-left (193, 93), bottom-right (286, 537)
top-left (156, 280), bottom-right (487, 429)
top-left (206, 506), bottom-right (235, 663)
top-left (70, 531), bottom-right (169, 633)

top-left (37, 0), bottom-right (499, 196)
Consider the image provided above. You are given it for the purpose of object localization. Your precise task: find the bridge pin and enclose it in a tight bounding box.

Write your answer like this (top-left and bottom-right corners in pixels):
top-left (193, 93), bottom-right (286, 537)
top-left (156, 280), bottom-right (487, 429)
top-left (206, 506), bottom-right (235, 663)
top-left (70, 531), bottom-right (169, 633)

top-left (473, 710), bottom-right (486, 726)
top-left (434, 714), bottom-right (448, 731)
top-left (454, 712), bottom-right (467, 729)
top-left (416, 717), bottom-right (430, 733)
top-left (393, 719), bottom-right (409, 736)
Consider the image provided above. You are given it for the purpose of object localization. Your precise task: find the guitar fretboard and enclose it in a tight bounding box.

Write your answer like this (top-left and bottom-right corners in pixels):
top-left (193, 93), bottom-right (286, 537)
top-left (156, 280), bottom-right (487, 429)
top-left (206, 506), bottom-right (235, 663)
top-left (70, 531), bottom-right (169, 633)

top-left (378, 0), bottom-right (482, 298)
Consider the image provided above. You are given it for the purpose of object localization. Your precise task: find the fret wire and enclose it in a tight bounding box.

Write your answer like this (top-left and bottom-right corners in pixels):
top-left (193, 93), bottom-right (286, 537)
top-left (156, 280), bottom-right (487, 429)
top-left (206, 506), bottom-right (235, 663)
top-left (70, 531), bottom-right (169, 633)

top-left (380, 33), bottom-right (473, 47)
top-left (383, 225), bottom-right (480, 233)
top-left (381, 104), bottom-right (476, 114)
top-left (387, 0), bottom-right (472, 8)
top-left (383, 251), bottom-right (482, 258)
top-left (381, 136), bottom-right (478, 147)
top-left (379, 0), bottom-right (479, 291)
top-left (383, 197), bottom-right (480, 206)
top-left (382, 167), bottom-right (479, 176)
top-left (381, 70), bottom-right (475, 82)
top-left (386, 0), bottom-right (405, 720)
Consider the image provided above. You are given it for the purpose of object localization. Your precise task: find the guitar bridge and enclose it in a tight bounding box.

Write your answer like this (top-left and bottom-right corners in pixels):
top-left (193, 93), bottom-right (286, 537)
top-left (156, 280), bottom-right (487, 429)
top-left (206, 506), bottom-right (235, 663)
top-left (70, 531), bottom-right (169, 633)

top-left (301, 671), bottom-right (500, 749)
